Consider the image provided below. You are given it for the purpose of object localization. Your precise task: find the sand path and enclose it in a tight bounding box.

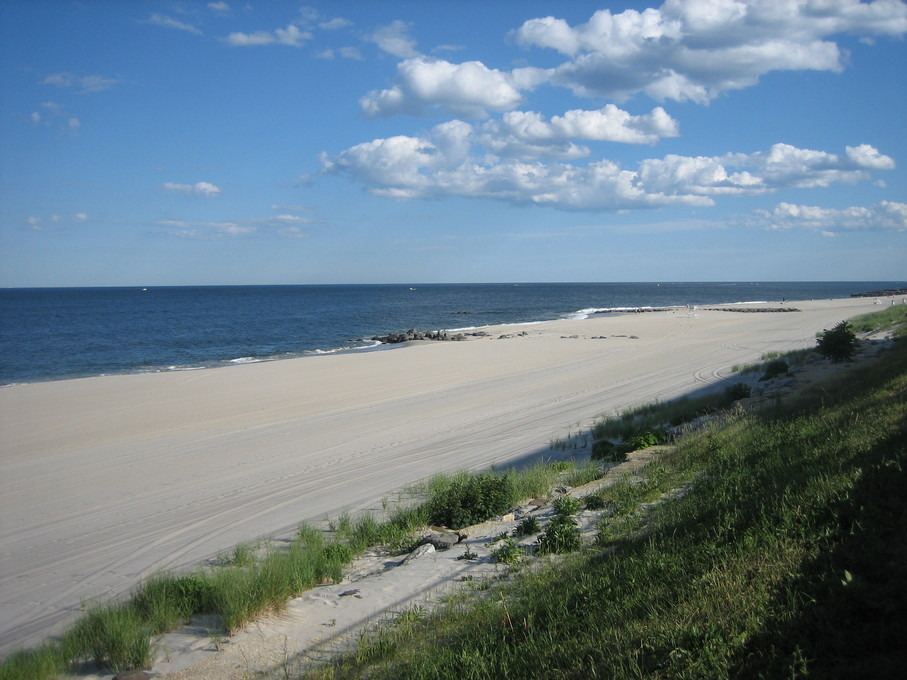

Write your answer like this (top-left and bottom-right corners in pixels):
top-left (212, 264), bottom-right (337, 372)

top-left (0, 296), bottom-right (881, 656)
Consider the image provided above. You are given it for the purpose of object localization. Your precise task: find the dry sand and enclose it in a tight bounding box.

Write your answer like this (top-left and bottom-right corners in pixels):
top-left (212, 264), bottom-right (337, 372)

top-left (0, 295), bottom-right (889, 665)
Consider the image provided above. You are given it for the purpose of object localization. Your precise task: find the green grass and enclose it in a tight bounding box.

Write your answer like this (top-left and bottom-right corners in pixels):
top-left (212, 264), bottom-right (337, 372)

top-left (848, 303), bottom-right (907, 337)
top-left (304, 339), bottom-right (907, 679)
top-left (0, 460), bottom-right (586, 679)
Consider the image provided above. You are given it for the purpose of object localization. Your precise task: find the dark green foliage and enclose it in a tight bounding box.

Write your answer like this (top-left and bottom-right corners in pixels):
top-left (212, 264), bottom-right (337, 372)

top-left (591, 438), bottom-right (619, 461)
top-left (583, 493), bottom-right (608, 511)
top-left (427, 473), bottom-right (515, 529)
top-left (724, 382), bottom-right (752, 400)
top-left (552, 495), bottom-right (582, 516)
top-left (817, 320), bottom-right (858, 362)
top-left (513, 516), bottom-right (541, 536)
top-left (536, 515), bottom-right (582, 555)
top-left (622, 428), bottom-right (668, 452)
top-left (133, 573), bottom-right (216, 633)
top-left (760, 359), bottom-right (789, 381)
top-left (491, 538), bottom-right (522, 564)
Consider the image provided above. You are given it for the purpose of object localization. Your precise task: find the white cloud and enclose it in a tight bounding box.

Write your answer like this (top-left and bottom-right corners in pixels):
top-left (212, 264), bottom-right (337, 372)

top-left (30, 101), bottom-right (80, 133)
top-left (74, 212), bottom-right (89, 221)
top-left (360, 57), bottom-right (525, 118)
top-left (145, 13), bottom-right (202, 35)
top-left (157, 212), bottom-right (312, 239)
top-left (320, 17), bottom-right (351, 30)
top-left (756, 201), bottom-right (907, 232)
top-left (208, 1), bottom-right (230, 13)
top-left (225, 24), bottom-right (310, 47)
top-left (511, 0), bottom-right (907, 103)
top-left (367, 19), bottom-right (419, 58)
top-left (159, 220), bottom-right (253, 239)
top-left (41, 72), bottom-right (120, 93)
top-left (163, 181), bottom-right (222, 197)
top-left (326, 130), bottom-right (896, 212)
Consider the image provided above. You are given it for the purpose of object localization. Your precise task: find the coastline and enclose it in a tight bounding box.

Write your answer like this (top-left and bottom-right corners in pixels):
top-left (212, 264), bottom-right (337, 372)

top-left (0, 294), bottom-right (895, 658)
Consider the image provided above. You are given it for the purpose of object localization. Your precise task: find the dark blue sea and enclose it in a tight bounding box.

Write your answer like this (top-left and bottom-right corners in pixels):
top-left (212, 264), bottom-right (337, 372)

top-left (0, 282), bottom-right (900, 385)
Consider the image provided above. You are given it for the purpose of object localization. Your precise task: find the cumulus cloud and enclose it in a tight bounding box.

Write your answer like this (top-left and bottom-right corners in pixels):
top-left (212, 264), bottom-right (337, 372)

top-left (145, 13), bottom-right (202, 35)
top-left (163, 181), bottom-right (222, 197)
top-left (756, 201), bottom-right (907, 232)
top-left (325, 128), bottom-right (896, 212)
top-left (360, 57), bottom-right (526, 118)
top-left (481, 105), bottom-right (680, 157)
top-left (509, 0), bottom-right (907, 103)
top-left (225, 24), bottom-right (310, 47)
top-left (41, 72), bottom-right (120, 93)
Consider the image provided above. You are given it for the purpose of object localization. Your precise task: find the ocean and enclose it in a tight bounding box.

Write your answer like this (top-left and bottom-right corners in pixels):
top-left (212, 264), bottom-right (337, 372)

top-left (1, 282), bottom-right (900, 385)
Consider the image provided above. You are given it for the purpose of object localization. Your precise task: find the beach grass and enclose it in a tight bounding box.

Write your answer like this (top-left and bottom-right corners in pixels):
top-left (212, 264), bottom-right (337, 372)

top-left (304, 336), bottom-right (907, 679)
top-left (0, 458), bottom-right (586, 679)
top-left (3, 304), bottom-right (905, 679)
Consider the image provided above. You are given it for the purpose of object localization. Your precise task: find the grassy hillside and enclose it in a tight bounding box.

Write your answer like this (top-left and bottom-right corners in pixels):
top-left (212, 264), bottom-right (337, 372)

top-left (308, 339), bottom-right (907, 679)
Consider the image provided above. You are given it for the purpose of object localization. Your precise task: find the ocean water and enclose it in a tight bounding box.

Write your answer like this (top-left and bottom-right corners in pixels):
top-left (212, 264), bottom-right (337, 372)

top-left (0, 282), bottom-right (900, 385)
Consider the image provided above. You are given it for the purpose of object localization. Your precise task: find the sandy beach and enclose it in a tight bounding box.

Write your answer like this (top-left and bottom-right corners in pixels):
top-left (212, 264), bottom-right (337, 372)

top-left (0, 295), bottom-right (887, 659)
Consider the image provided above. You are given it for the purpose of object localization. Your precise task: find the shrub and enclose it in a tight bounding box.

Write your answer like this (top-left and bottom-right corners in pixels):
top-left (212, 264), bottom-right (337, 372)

top-left (427, 473), bottom-right (514, 529)
top-left (491, 538), bottom-right (522, 565)
top-left (816, 320), bottom-right (858, 362)
top-left (583, 493), bottom-right (608, 511)
top-left (760, 359), bottom-right (789, 381)
top-left (591, 439), bottom-right (619, 461)
top-left (552, 495), bottom-right (582, 516)
top-left (537, 515), bottom-right (582, 555)
top-left (622, 429), bottom-right (667, 452)
top-left (513, 516), bottom-right (541, 536)
top-left (723, 382), bottom-right (752, 401)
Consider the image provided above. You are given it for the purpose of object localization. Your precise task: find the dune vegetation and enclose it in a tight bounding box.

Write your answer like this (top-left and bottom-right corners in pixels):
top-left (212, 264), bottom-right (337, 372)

top-left (1, 305), bottom-right (905, 679)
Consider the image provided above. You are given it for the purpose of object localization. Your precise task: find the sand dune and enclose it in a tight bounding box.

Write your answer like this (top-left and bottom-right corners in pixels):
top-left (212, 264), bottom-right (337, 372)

top-left (0, 295), bottom-right (882, 655)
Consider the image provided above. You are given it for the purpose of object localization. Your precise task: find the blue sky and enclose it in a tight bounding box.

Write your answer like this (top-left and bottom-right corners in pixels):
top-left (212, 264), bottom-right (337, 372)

top-left (1, 0), bottom-right (905, 287)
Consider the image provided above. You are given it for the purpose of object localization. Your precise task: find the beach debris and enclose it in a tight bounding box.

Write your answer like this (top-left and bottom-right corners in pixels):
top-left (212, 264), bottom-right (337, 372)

top-left (417, 530), bottom-right (465, 551)
top-left (339, 589), bottom-right (363, 598)
top-left (401, 543), bottom-right (435, 565)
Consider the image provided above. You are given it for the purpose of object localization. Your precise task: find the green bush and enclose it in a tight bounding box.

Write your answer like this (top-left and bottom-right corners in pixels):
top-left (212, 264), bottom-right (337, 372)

top-left (583, 493), bottom-right (608, 511)
top-left (591, 439), bottom-right (619, 461)
top-left (817, 320), bottom-right (858, 362)
top-left (760, 359), bottom-right (789, 381)
top-left (427, 473), bottom-right (514, 529)
top-left (723, 382), bottom-right (752, 401)
top-left (513, 516), bottom-right (541, 536)
top-left (622, 428), bottom-right (668, 452)
top-left (491, 538), bottom-right (522, 565)
top-left (536, 515), bottom-right (582, 555)
top-left (552, 495), bottom-right (582, 516)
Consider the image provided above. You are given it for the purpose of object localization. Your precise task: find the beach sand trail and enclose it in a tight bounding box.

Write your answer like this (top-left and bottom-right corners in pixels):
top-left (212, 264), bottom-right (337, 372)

top-left (0, 296), bottom-right (879, 655)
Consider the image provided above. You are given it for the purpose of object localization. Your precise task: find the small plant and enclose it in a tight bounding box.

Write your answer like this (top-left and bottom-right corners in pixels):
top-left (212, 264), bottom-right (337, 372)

top-left (457, 547), bottom-right (478, 560)
top-left (723, 382), bottom-right (752, 401)
top-left (816, 320), bottom-right (858, 362)
top-left (536, 515), bottom-right (582, 555)
top-left (620, 428), bottom-right (668, 454)
top-left (547, 460), bottom-right (574, 473)
top-left (760, 359), bottom-right (789, 381)
top-left (491, 538), bottom-right (522, 564)
top-left (583, 493), bottom-right (609, 511)
top-left (552, 495), bottom-right (582, 516)
top-left (513, 516), bottom-right (541, 536)
top-left (591, 439), bottom-right (619, 461)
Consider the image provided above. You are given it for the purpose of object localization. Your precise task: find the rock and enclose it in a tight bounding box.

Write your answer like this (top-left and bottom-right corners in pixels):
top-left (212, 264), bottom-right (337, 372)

top-left (401, 543), bottom-right (435, 565)
top-left (500, 513), bottom-right (515, 522)
top-left (418, 531), bottom-right (463, 551)
top-left (372, 329), bottom-right (467, 344)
